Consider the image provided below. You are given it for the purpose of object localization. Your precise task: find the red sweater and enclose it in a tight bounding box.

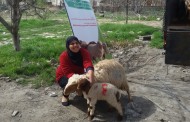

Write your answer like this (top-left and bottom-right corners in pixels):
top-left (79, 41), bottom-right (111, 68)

top-left (56, 48), bottom-right (93, 82)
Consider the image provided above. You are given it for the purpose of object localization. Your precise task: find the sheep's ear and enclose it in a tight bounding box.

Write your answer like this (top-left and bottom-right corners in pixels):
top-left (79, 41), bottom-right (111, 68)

top-left (64, 83), bottom-right (78, 95)
top-left (77, 78), bottom-right (85, 89)
top-left (77, 79), bottom-right (89, 90)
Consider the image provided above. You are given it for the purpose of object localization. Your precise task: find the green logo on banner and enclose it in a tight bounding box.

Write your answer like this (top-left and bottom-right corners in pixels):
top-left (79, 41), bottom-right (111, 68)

top-left (65, 0), bottom-right (92, 10)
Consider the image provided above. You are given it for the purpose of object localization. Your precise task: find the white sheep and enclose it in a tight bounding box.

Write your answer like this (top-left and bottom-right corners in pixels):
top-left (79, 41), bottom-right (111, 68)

top-left (64, 59), bottom-right (131, 102)
top-left (77, 78), bottom-right (125, 121)
top-left (64, 74), bottom-right (84, 95)
top-left (93, 59), bottom-right (131, 102)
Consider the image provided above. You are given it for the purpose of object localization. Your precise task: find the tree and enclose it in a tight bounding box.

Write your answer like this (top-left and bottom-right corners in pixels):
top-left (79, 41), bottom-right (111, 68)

top-left (0, 0), bottom-right (46, 51)
top-left (0, 0), bottom-right (22, 51)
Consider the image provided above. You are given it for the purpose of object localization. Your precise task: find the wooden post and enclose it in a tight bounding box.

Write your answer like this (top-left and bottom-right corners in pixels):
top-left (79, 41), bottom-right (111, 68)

top-left (126, 0), bottom-right (129, 24)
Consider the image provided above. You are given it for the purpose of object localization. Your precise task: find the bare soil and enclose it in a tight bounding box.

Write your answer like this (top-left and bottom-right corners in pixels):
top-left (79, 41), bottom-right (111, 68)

top-left (0, 43), bottom-right (190, 122)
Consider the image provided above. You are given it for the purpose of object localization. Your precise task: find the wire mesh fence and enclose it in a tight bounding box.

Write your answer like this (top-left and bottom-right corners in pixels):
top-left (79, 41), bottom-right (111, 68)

top-left (95, 5), bottom-right (165, 22)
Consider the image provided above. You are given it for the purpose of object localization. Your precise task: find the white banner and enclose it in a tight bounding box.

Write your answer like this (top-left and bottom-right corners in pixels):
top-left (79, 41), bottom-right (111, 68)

top-left (64, 0), bottom-right (99, 43)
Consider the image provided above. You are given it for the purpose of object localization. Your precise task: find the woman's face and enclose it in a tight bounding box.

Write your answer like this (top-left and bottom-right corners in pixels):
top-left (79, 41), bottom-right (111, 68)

top-left (69, 40), bottom-right (80, 53)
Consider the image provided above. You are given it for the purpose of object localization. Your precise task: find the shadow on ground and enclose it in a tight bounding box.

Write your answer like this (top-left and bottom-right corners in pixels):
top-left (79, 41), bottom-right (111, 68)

top-left (69, 95), bottom-right (156, 121)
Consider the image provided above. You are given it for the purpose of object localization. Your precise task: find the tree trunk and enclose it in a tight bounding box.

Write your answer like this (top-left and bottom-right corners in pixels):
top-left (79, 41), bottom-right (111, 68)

top-left (12, 28), bottom-right (20, 51)
top-left (1, 0), bottom-right (43, 51)
top-left (11, 0), bottom-right (21, 51)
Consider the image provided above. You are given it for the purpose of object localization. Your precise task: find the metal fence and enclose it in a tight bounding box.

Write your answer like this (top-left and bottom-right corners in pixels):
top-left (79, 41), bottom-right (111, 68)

top-left (95, 5), bottom-right (165, 21)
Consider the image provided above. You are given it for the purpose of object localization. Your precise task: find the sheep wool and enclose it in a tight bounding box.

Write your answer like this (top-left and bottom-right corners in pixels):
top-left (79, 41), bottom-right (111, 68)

top-left (94, 59), bottom-right (131, 101)
top-left (77, 79), bottom-right (124, 121)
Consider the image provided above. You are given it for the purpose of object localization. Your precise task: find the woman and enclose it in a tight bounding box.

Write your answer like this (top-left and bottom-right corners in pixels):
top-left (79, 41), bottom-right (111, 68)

top-left (56, 36), bottom-right (95, 106)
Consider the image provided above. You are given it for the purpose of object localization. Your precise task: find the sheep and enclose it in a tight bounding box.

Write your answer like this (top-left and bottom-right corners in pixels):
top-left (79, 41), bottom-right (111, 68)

top-left (87, 41), bottom-right (104, 62)
top-left (80, 41), bottom-right (107, 62)
top-left (64, 74), bottom-right (84, 95)
top-left (77, 78), bottom-right (125, 121)
top-left (79, 40), bottom-right (88, 49)
top-left (64, 59), bottom-right (131, 102)
top-left (93, 59), bottom-right (131, 102)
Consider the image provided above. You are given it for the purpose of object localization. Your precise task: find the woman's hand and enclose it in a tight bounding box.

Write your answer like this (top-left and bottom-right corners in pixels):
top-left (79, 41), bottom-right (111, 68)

top-left (86, 70), bottom-right (95, 84)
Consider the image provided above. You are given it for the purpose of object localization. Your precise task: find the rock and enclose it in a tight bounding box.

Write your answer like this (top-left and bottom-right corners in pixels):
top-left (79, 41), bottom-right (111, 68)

top-left (5, 79), bottom-right (11, 82)
top-left (157, 18), bottom-right (161, 21)
top-left (139, 35), bottom-right (151, 41)
top-left (12, 110), bottom-right (19, 117)
top-left (45, 87), bottom-right (50, 91)
top-left (118, 51), bottom-right (124, 55)
top-left (49, 92), bottom-right (58, 97)
top-left (28, 96), bottom-right (33, 100)
top-left (112, 54), bottom-right (118, 58)
top-left (181, 76), bottom-right (190, 82)
top-left (16, 78), bottom-right (24, 82)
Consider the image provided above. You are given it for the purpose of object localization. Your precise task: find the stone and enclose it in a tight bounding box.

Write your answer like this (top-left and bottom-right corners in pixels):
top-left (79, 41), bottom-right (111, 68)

top-left (12, 110), bottom-right (19, 117)
top-left (49, 92), bottom-right (58, 97)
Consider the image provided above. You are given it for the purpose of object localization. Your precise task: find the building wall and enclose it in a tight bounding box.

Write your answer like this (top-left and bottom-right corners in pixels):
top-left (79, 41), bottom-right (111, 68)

top-left (46, 0), bottom-right (62, 6)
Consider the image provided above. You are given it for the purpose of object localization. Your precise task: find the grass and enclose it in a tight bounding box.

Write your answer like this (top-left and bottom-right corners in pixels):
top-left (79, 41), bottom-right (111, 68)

top-left (99, 23), bottom-right (161, 46)
top-left (0, 37), bottom-right (66, 88)
top-left (0, 11), bottom-right (163, 88)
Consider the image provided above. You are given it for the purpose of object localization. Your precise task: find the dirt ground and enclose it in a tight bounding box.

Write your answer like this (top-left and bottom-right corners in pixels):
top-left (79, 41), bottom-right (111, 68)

top-left (0, 43), bottom-right (190, 122)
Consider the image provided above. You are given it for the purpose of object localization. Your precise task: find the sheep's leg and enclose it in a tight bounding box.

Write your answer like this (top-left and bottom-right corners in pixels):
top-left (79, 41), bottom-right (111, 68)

top-left (116, 102), bottom-right (123, 121)
top-left (107, 98), bottom-right (123, 121)
top-left (123, 83), bottom-right (132, 102)
top-left (87, 98), bottom-right (91, 116)
top-left (88, 99), bottom-right (97, 121)
top-left (126, 88), bottom-right (136, 110)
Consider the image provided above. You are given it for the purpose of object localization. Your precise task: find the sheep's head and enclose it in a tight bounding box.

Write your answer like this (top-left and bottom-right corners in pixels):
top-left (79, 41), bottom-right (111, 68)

top-left (77, 78), bottom-right (91, 94)
top-left (64, 74), bottom-right (84, 95)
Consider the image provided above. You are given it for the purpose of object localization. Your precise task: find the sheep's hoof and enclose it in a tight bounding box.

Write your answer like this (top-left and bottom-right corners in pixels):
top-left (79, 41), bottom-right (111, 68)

top-left (88, 115), bottom-right (94, 121)
top-left (117, 115), bottom-right (123, 121)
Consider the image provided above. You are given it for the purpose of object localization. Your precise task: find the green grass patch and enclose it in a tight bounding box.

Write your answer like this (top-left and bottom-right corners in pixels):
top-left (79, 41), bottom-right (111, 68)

top-left (0, 36), bottom-right (66, 88)
top-left (150, 30), bottom-right (163, 49)
top-left (20, 19), bottom-right (63, 29)
top-left (0, 23), bottom-right (12, 42)
top-left (100, 23), bottom-right (160, 43)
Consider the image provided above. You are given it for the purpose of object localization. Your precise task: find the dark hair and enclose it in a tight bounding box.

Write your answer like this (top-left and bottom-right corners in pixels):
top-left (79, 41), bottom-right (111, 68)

top-left (66, 36), bottom-right (79, 51)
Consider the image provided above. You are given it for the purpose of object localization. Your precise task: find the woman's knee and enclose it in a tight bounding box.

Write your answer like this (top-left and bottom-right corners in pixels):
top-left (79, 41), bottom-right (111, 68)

top-left (58, 76), bottom-right (68, 88)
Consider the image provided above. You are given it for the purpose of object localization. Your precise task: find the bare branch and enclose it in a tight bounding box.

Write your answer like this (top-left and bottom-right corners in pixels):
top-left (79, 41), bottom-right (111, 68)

top-left (0, 16), bottom-right (12, 33)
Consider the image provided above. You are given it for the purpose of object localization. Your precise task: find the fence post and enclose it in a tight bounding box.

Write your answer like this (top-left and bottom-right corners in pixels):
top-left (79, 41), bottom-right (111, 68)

top-left (126, 0), bottom-right (129, 24)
